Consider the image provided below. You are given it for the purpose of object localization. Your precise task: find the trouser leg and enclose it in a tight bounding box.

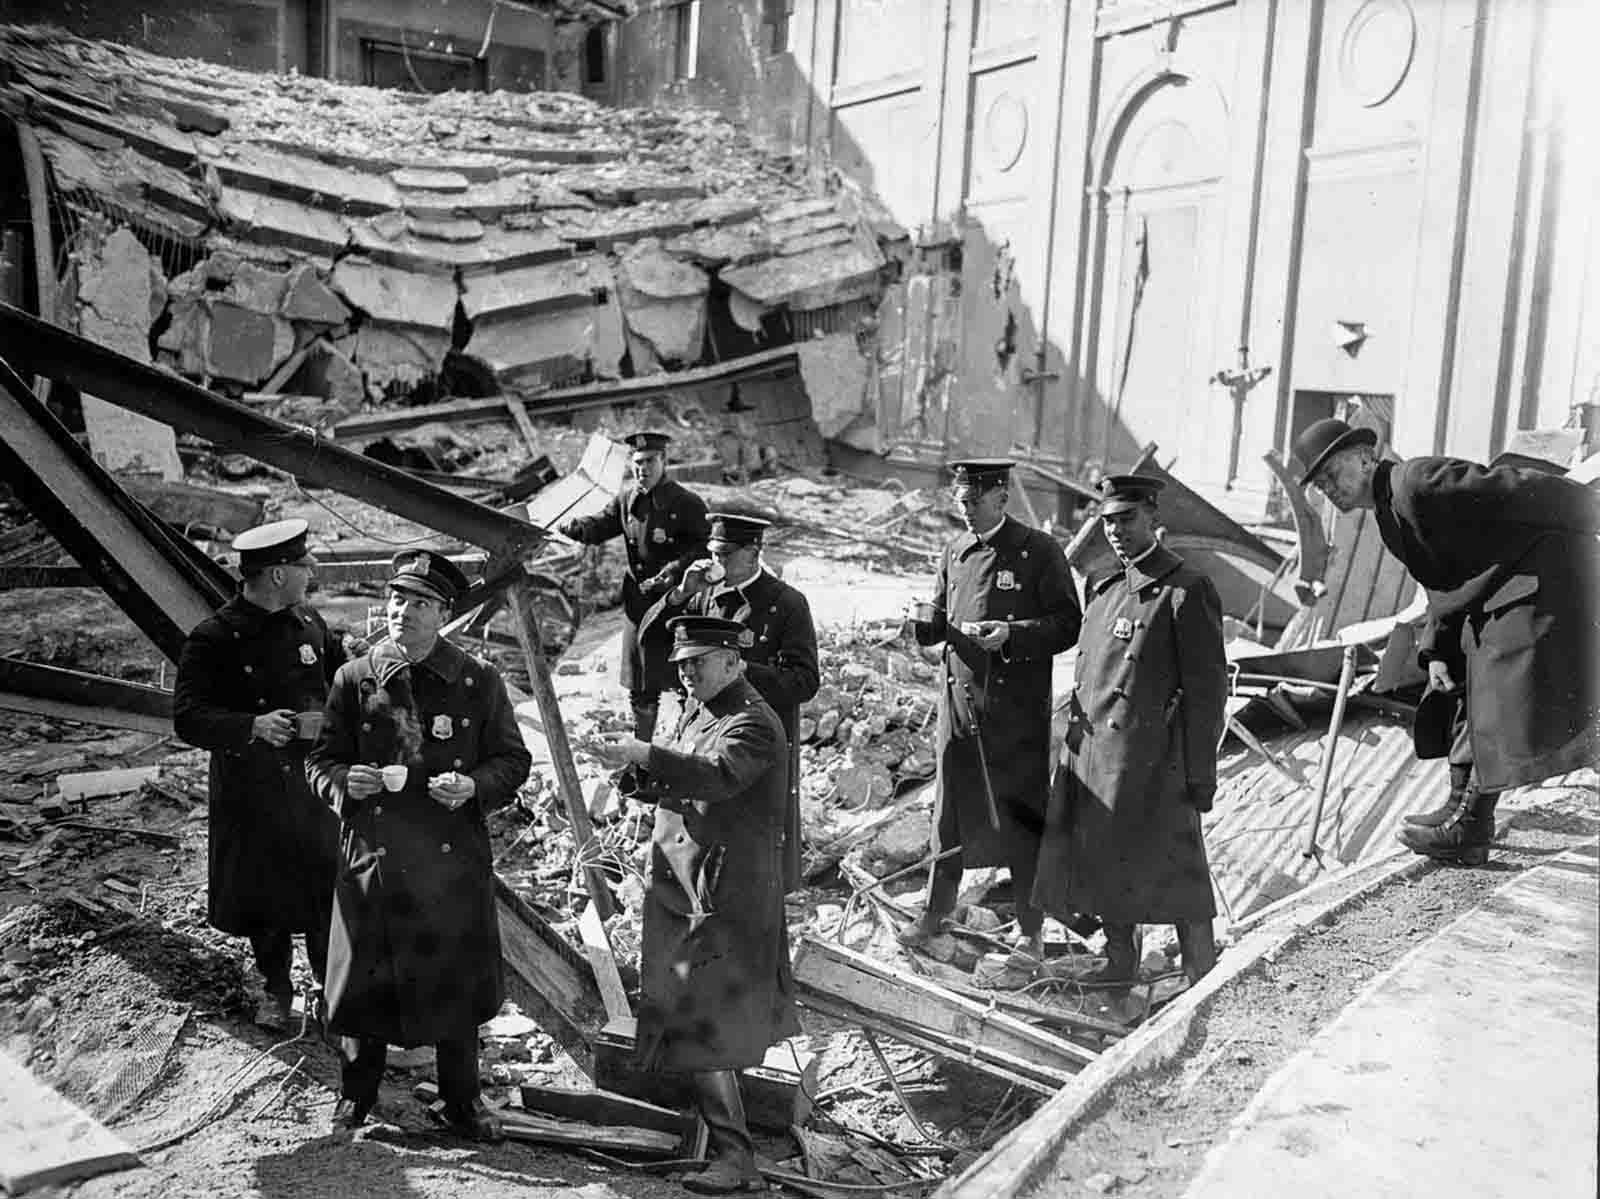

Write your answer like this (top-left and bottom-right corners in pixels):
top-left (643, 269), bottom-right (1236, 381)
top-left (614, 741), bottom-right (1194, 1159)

top-left (248, 929), bottom-right (293, 993)
top-left (1009, 848), bottom-right (1043, 939)
top-left (1175, 919), bottom-right (1217, 985)
top-left (340, 1037), bottom-right (386, 1107)
top-left (1406, 705), bottom-right (1474, 828)
top-left (434, 1034), bottom-right (481, 1109)
top-left (898, 852), bottom-right (961, 946)
top-left (302, 911), bottom-right (330, 990)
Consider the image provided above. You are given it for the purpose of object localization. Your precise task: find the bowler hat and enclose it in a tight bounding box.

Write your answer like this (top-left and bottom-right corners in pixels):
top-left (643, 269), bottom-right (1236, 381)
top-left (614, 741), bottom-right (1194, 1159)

top-left (1293, 418), bottom-right (1377, 487)
top-left (1097, 474), bottom-right (1165, 515)
top-left (707, 512), bottom-right (770, 551)
top-left (234, 518), bottom-right (315, 571)
top-left (387, 549), bottom-right (469, 606)
top-left (667, 614), bottom-right (753, 662)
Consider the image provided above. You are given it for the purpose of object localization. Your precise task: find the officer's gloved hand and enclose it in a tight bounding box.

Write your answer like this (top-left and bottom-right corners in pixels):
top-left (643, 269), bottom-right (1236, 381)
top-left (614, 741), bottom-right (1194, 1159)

top-left (1186, 783), bottom-right (1216, 813)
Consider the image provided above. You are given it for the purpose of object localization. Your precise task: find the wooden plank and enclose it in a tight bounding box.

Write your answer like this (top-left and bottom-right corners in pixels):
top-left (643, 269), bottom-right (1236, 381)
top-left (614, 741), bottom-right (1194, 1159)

top-left (506, 396), bottom-right (542, 458)
top-left (55, 766), bottom-right (161, 802)
top-left (493, 878), bottom-right (606, 1066)
top-left (0, 1050), bottom-right (141, 1192)
top-left (578, 900), bottom-right (633, 1025)
top-left (497, 1110), bottom-right (681, 1157)
top-left (517, 1084), bottom-right (692, 1141)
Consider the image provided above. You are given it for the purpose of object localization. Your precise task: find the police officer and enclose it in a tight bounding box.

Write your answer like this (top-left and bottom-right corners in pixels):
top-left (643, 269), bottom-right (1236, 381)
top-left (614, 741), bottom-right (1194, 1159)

top-left (559, 431), bottom-right (710, 741)
top-left (1034, 476), bottom-right (1228, 986)
top-left (305, 550), bottom-right (532, 1139)
top-left (903, 459), bottom-right (1081, 963)
top-left (640, 512), bottom-right (819, 891)
top-left (594, 615), bottom-right (798, 1194)
top-left (174, 518), bottom-right (344, 1031)
top-left (1293, 418), bottom-right (1600, 865)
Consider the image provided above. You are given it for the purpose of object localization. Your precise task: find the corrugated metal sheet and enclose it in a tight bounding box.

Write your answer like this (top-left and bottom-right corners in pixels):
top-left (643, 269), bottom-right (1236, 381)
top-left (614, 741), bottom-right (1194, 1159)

top-left (1204, 712), bottom-right (1447, 922)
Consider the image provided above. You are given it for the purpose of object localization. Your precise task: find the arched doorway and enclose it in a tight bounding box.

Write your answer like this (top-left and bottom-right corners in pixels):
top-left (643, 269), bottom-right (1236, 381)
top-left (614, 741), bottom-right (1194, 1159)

top-left (1082, 74), bottom-right (1228, 481)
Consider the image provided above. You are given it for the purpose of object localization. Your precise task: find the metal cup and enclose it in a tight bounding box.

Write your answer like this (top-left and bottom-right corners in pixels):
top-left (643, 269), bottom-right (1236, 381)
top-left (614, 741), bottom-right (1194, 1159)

top-left (912, 600), bottom-right (936, 623)
top-left (704, 562), bottom-right (727, 584)
top-left (295, 711), bottom-right (325, 740)
top-left (380, 764), bottom-right (408, 792)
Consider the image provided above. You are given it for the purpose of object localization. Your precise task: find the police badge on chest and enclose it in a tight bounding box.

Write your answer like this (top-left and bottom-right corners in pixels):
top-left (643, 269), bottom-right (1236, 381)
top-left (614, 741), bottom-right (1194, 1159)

top-left (997, 569), bottom-right (1017, 590)
top-left (431, 714), bottom-right (453, 739)
top-left (1112, 617), bottom-right (1134, 640)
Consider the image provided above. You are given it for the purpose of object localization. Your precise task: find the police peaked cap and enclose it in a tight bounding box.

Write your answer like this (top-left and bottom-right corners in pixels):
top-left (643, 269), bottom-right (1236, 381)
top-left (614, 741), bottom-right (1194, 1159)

top-left (948, 458), bottom-right (1014, 489)
top-left (387, 549), bottom-right (469, 606)
top-left (1097, 474), bottom-right (1166, 514)
top-left (667, 614), bottom-right (754, 661)
top-left (623, 430), bottom-right (672, 453)
top-left (234, 518), bottom-right (315, 570)
top-left (707, 512), bottom-right (770, 550)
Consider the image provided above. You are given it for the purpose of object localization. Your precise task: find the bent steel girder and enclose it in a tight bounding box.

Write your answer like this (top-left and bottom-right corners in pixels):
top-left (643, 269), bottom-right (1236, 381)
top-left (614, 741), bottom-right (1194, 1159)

top-left (0, 302), bottom-right (547, 568)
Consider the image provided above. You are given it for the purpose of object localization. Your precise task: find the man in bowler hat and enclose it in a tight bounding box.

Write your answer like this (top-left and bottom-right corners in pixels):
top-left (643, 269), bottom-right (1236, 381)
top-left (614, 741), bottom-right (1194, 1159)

top-left (306, 550), bottom-right (531, 1139)
top-left (560, 431), bottom-right (710, 741)
top-left (175, 518), bottom-right (345, 1030)
top-left (1293, 418), bottom-right (1600, 865)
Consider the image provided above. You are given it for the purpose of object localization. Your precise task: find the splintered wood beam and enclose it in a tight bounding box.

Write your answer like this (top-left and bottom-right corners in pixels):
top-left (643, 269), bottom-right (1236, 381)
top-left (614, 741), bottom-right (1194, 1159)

top-left (578, 900), bottom-right (634, 1025)
top-left (791, 936), bottom-right (1097, 1092)
top-left (493, 877), bottom-right (607, 1067)
top-left (497, 1110), bottom-right (682, 1157)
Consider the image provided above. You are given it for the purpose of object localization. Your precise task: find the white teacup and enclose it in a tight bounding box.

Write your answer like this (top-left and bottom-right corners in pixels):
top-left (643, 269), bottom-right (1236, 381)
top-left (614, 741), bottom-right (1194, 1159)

top-left (380, 764), bottom-right (408, 792)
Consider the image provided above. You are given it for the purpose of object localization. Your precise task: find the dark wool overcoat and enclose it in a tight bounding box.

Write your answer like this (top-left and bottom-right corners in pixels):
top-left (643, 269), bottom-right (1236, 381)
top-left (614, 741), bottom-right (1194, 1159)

top-left (174, 596), bottom-right (345, 936)
top-left (634, 676), bottom-right (800, 1073)
top-left (564, 478), bottom-right (709, 694)
top-left (305, 638), bottom-right (531, 1047)
top-left (1373, 458), bottom-right (1600, 790)
top-left (912, 516), bottom-right (1081, 867)
top-left (1034, 545), bottom-right (1227, 924)
top-left (639, 568), bottom-right (820, 890)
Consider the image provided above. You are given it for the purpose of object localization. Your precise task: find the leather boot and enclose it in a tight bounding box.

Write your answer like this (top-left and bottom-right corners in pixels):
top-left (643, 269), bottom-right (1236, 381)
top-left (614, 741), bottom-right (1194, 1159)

top-left (897, 872), bottom-right (959, 947)
top-left (686, 1070), bottom-right (758, 1194)
top-left (1403, 764), bottom-right (1471, 828)
top-left (1399, 790), bottom-right (1500, 866)
top-left (1082, 922), bottom-right (1140, 986)
top-left (1175, 920), bottom-right (1217, 985)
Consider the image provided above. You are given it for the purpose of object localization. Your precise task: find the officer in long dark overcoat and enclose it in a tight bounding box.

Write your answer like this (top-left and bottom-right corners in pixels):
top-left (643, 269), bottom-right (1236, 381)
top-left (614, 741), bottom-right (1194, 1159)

top-left (903, 459), bottom-right (1081, 962)
top-left (637, 512), bottom-right (819, 891)
top-left (1034, 475), bottom-right (1227, 986)
top-left (560, 430), bottom-right (710, 741)
top-left (305, 550), bottom-right (532, 1140)
top-left (1294, 418), bottom-right (1600, 865)
top-left (594, 615), bottom-right (799, 1195)
top-left (174, 518), bottom-right (344, 1031)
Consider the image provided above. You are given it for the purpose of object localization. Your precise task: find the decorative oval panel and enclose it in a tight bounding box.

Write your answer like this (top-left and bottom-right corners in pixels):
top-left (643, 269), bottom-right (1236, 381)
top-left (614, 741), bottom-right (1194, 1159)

top-left (983, 91), bottom-right (1029, 173)
top-left (1338, 0), bottom-right (1417, 108)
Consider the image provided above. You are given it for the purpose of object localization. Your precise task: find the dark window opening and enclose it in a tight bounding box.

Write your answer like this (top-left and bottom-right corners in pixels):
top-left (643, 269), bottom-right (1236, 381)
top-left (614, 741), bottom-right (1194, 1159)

top-left (761, 0), bottom-right (794, 56)
top-left (583, 24), bottom-right (609, 85)
top-left (361, 37), bottom-right (486, 93)
top-left (671, 1), bottom-right (699, 81)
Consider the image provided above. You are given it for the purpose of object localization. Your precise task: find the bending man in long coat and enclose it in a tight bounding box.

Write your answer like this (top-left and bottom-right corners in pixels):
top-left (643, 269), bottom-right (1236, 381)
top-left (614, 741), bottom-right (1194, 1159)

top-left (596, 615), bottom-right (799, 1195)
top-left (638, 512), bottom-right (820, 892)
top-left (1294, 418), bottom-right (1600, 864)
top-left (1035, 475), bottom-right (1228, 986)
top-left (560, 430), bottom-right (709, 740)
top-left (904, 459), bottom-right (1081, 962)
top-left (174, 518), bottom-right (344, 1031)
top-left (306, 550), bottom-right (532, 1140)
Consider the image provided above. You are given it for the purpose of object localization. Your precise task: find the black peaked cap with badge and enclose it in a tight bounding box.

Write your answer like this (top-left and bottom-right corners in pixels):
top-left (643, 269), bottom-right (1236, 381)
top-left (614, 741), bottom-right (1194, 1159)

top-left (387, 549), bottom-right (469, 607)
top-left (707, 512), bottom-right (770, 550)
top-left (949, 458), bottom-right (1014, 491)
top-left (234, 518), bottom-right (316, 571)
top-left (1097, 474), bottom-right (1166, 515)
top-left (667, 614), bottom-right (754, 661)
top-left (623, 430), bottom-right (673, 453)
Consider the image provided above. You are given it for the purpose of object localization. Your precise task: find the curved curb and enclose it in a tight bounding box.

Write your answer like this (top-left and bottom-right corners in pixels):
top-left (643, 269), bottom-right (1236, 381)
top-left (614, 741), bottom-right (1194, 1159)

top-left (935, 848), bottom-right (1437, 1199)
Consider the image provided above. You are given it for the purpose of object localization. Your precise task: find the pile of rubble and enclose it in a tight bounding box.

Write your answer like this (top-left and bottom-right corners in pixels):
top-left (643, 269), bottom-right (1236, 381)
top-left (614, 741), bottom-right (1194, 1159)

top-left (0, 23), bottom-right (888, 418)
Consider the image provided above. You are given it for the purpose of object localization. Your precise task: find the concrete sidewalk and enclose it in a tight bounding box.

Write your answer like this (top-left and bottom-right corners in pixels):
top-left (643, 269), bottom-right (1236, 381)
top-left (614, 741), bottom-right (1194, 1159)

top-left (1186, 843), bottom-right (1599, 1199)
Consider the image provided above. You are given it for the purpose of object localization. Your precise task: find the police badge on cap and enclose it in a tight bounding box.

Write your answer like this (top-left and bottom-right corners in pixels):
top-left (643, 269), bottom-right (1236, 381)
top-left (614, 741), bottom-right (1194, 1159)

top-left (667, 615), bottom-right (754, 662)
top-left (387, 550), bottom-right (469, 607)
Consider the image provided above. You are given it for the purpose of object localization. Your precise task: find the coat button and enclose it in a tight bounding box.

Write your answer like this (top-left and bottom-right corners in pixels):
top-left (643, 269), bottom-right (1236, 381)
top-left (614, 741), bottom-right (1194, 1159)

top-left (243, 665), bottom-right (253, 674)
top-left (373, 805), bottom-right (383, 816)
top-left (361, 722), bottom-right (371, 732)
top-left (257, 698), bottom-right (266, 707)
top-left (376, 847), bottom-right (387, 857)
top-left (465, 677), bottom-right (475, 687)
top-left (441, 843), bottom-right (452, 854)
top-left (462, 717), bottom-right (471, 727)
top-left (453, 758), bottom-right (463, 768)
top-left (1124, 651), bottom-right (1137, 661)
